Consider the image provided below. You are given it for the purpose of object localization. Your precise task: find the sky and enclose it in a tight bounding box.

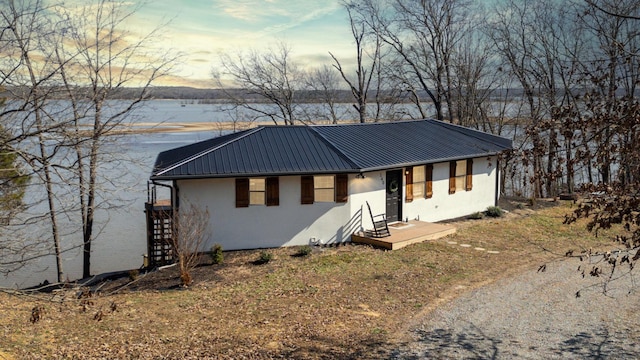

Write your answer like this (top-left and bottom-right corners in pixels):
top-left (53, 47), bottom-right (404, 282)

top-left (125, 0), bottom-right (355, 88)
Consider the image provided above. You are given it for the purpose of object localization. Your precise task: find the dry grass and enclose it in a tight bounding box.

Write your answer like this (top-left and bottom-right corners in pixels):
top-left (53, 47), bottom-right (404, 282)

top-left (0, 201), bottom-right (620, 359)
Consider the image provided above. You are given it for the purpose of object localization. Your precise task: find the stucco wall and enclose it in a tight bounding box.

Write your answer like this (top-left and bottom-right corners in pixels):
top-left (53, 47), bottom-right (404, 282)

top-left (349, 170), bottom-right (389, 231)
top-left (177, 175), bottom-right (358, 251)
top-left (175, 156), bottom-right (499, 250)
top-left (402, 156), bottom-right (498, 222)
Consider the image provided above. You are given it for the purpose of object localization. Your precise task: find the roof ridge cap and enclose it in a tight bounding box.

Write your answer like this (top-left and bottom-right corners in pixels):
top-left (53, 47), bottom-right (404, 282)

top-left (154, 127), bottom-right (264, 177)
top-left (307, 126), bottom-right (362, 170)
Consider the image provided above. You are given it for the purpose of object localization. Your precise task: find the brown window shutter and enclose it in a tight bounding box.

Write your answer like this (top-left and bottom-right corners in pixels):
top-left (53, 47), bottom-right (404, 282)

top-left (235, 178), bottom-right (249, 207)
top-left (301, 175), bottom-right (314, 204)
top-left (335, 174), bottom-right (348, 203)
top-left (405, 167), bottom-right (413, 202)
top-left (465, 159), bottom-right (473, 191)
top-left (449, 161), bottom-right (456, 194)
top-left (426, 164), bottom-right (433, 198)
top-left (266, 177), bottom-right (279, 206)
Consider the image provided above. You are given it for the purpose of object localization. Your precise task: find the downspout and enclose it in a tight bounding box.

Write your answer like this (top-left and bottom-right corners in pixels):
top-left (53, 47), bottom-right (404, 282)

top-left (172, 180), bottom-right (180, 211)
top-left (494, 157), bottom-right (500, 207)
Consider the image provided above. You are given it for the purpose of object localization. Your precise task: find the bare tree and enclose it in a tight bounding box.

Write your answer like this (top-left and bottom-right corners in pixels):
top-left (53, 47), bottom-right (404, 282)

top-left (170, 201), bottom-right (210, 287)
top-left (355, 0), bottom-right (473, 121)
top-left (303, 65), bottom-right (343, 124)
top-left (330, 1), bottom-right (380, 123)
top-left (54, 0), bottom-right (176, 278)
top-left (0, 0), bottom-right (177, 281)
top-left (214, 42), bottom-right (301, 125)
top-left (0, 0), bottom-right (70, 281)
top-left (559, 0), bottom-right (640, 291)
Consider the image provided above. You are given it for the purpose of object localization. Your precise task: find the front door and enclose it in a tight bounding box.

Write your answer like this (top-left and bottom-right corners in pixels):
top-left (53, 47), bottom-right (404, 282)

top-left (386, 170), bottom-right (402, 222)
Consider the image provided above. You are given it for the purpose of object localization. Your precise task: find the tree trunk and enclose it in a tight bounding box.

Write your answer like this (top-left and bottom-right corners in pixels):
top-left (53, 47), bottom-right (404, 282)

top-left (565, 136), bottom-right (574, 194)
top-left (83, 101), bottom-right (101, 279)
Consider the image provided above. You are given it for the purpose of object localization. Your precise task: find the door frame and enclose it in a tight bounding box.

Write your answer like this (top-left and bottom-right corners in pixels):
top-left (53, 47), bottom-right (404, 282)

top-left (385, 169), bottom-right (403, 222)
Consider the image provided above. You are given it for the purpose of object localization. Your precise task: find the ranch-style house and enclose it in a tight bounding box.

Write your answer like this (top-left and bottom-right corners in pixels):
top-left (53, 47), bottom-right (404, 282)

top-left (145, 119), bottom-right (512, 263)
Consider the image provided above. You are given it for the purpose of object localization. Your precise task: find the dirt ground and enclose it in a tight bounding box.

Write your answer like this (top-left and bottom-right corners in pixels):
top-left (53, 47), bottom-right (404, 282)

top-left (0, 198), bottom-right (617, 359)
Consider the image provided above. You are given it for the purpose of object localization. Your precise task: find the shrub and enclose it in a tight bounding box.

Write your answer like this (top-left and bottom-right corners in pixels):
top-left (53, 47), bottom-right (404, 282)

top-left (294, 245), bottom-right (313, 257)
top-left (254, 251), bottom-right (273, 265)
top-left (485, 206), bottom-right (504, 218)
top-left (210, 244), bottom-right (224, 264)
top-left (128, 269), bottom-right (139, 281)
top-left (468, 212), bottom-right (484, 220)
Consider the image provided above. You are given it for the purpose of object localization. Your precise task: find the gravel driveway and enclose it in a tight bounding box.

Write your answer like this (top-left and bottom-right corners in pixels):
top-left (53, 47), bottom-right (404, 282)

top-left (391, 258), bottom-right (640, 359)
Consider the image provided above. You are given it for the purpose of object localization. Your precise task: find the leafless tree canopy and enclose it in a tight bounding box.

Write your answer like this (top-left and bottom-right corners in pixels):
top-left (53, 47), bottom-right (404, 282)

top-left (0, 0), bottom-right (177, 281)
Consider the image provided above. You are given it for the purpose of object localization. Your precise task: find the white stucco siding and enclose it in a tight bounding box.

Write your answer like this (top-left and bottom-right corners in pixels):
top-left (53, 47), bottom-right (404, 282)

top-left (348, 170), bottom-right (389, 231)
top-left (177, 175), bottom-right (357, 251)
top-left (174, 156), bottom-right (499, 251)
top-left (402, 156), bottom-right (498, 222)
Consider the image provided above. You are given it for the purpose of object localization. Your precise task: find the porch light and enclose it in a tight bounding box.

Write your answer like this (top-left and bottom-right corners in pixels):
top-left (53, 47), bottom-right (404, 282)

top-left (356, 173), bottom-right (366, 179)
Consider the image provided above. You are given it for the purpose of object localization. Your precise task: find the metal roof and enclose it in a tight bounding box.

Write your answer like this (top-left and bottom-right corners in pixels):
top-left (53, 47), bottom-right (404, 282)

top-left (151, 119), bottom-right (512, 180)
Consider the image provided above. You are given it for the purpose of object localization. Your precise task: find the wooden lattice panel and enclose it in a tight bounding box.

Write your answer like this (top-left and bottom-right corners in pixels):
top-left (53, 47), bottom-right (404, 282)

top-left (146, 205), bottom-right (175, 267)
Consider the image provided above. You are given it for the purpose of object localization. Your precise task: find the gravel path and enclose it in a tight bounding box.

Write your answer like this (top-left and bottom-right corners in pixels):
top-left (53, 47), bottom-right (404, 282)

top-left (391, 259), bottom-right (640, 359)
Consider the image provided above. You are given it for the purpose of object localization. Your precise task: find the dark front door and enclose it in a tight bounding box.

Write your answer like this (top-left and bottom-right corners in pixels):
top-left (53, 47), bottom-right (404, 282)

top-left (386, 170), bottom-right (402, 222)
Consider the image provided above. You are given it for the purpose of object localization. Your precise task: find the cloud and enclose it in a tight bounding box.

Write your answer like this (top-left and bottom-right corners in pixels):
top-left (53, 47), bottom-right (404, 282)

top-left (213, 0), bottom-right (341, 36)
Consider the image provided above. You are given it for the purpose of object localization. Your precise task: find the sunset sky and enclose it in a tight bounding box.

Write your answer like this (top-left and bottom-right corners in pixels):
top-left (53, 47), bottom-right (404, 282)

top-left (126, 0), bottom-right (354, 88)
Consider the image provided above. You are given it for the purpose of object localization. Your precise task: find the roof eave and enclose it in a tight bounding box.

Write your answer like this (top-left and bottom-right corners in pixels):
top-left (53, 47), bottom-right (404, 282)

top-left (150, 169), bottom-right (360, 181)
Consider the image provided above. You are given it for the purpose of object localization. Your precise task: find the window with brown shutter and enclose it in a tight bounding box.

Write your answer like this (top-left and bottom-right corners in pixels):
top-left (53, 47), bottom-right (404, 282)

top-left (449, 162), bottom-right (456, 194)
top-left (266, 177), bottom-right (279, 206)
top-left (301, 176), bottom-right (314, 204)
top-left (314, 175), bottom-right (335, 202)
top-left (235, 178), bottom-right (249, 207)
top-left (426, 164), bottom-right (433, 198)
top-left (465, 159), bottom-right (473, 191)
top-left (405, 167), bottom-right (413, 202)
top-left (249, 178), bottom-right (266, 205)
top-left (335, 174), bottom-right (348, 203)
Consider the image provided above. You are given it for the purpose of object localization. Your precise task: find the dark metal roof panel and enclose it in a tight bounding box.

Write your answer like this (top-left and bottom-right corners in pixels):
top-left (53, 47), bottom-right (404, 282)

top-left (151, 119), bottom-right (513, 180)
top-left (152, 126), bottom-right (358, 179)
top-left (310, 120), bottom-right (512, 170)
top-left (152, 129), bottom-right (253, 173)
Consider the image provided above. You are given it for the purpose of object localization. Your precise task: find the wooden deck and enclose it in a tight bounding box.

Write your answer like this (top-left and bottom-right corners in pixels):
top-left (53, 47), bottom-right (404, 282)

top-left (351, 220), bottom-right (456, 250)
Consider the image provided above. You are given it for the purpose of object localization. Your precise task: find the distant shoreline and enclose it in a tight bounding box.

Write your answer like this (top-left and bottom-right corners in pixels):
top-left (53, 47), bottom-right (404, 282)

top-left (107, 120), bottom-right (359, 134)
top-left (106, 117), bottom-right (525, 135)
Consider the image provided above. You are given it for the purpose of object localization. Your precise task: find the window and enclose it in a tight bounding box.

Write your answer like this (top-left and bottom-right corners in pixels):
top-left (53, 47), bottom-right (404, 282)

top-left (301, 174), bottom-right (348, 204)
top-left (449, 159), bottom-right (473, 194)
top-left (413, 166), bottom-right (425, 198)
top-left (406, 165), bottom-right (432, 201)
top-left (314, 175), bottom-right (335, 202)
top-left (249, 178), bottom-right (265, 205)
top-left (236, 177), bottom-right (279, 207)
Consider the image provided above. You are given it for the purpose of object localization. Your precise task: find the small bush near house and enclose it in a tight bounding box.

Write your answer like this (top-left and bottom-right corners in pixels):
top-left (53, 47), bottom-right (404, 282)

top-left (293, 245), bottom-right (313, 257)
top-left (210, 244), bottom-right (224, 264)
top-left (128, 269), bottom-right (139, 281)
top-left (253, 251), bottom-right (273, 265)
top-left (485, 206), bottom-right (504, 218)
top-left (468, 212), bottom-right (484, 220)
